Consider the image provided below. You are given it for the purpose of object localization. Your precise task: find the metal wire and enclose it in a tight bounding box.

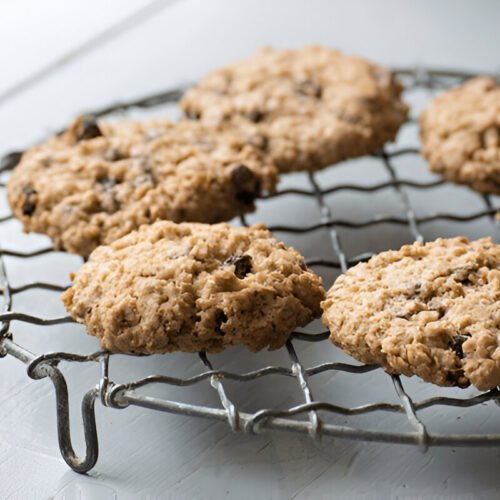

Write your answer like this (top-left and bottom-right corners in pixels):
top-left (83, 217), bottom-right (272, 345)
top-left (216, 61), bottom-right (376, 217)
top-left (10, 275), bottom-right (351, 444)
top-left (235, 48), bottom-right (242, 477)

top-left (1, 67), bottom-right (500, 474)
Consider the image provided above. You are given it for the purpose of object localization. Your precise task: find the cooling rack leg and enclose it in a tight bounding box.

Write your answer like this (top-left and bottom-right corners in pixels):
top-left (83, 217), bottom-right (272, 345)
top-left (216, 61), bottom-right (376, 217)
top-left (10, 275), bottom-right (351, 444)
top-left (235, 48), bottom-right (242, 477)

top-left (31, 363), bottom-right (100, 474)
top-left (1, 338), bottom-right (100, 473)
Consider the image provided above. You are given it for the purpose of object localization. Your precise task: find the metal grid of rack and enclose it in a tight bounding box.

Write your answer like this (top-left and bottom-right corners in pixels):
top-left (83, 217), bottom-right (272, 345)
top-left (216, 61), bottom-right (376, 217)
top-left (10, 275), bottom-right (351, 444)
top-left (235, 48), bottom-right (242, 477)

top-left (1, 67), bottom-right (500, 474)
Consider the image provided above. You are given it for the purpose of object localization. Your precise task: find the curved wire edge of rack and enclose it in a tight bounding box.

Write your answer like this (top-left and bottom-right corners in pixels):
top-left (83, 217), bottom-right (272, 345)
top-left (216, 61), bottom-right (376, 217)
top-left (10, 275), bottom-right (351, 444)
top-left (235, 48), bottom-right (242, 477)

top-left (1, 66), bottom-right (500, 474)
top-left (2, 335), bottom-right (500, 475)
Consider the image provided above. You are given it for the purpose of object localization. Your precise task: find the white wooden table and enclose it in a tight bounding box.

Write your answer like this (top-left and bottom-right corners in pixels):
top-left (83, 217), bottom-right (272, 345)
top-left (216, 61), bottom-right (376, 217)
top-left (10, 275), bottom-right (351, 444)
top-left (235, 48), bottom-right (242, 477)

top-left (1, 1), bottom-right (500, 498)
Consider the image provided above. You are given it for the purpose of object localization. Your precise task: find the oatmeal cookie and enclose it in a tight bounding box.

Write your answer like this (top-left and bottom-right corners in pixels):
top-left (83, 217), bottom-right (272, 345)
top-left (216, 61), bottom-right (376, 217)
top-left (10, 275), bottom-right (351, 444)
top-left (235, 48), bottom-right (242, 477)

top-left (7, 116), bottom-right (277, 257)
top-left (421, 76), bottom-right (500, 193)
top-left (181, 46), bottom-right (408, 172)
top-left (62, 221), bottom-right (325, 354)
top-left (322, 237), bottom-right (500, 390)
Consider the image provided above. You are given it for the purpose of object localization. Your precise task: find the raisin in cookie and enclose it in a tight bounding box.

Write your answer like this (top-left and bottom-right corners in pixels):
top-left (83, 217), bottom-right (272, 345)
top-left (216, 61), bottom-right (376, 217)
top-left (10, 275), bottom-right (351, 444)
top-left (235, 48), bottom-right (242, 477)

top-left (7, 116), bottom-right (277, 257)
top-left (421, 77), bottom-right (500, 193)
top-left (181, 46), bottom-right (408, 172)
top-left (322, 237), bottom-right (500, 390)
top-left (62, 221), bottom-right (325, 354)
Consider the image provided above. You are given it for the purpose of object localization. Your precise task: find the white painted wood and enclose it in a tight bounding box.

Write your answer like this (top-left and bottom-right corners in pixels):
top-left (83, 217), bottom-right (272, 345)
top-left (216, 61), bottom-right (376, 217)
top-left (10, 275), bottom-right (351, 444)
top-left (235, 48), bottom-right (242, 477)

top-left (0, 0), bottom-right (150, 93)
top-left (1, 1), bottom-right (500, 498)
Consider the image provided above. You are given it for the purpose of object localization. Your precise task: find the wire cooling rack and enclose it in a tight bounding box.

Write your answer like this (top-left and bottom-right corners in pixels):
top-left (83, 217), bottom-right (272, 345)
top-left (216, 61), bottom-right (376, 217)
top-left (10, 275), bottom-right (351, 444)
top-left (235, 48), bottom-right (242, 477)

top-left (1, 67), bottom-right (500, 474)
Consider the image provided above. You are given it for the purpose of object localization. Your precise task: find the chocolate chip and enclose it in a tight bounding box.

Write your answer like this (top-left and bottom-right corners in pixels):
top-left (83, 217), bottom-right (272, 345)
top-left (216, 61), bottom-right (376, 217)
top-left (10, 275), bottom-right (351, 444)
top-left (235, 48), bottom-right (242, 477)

top-left (230, 164), bottom-right (261, 204)
top-left (105, 149), bottom-right (128, 161)
top-left (22, 200), bottom-right (37, 216)
top-left (479, 131), bottom-right (487, 150)
top-left (21, 186), bottom-right (37, 216)
top-left (448, 333), bottom-right (471, 359)
top-left (97, 175), bottom-right (117, 190)
top-left (247, 110), bottom-right (264, 123)
top-left (76, 116), bottom-right (102, 141)
top-left (296, 80), bottom-right (322, 98)
top-left (446, 370), bottom-right (470, 388)
top-left (214, 310), bottom-right (228, 335)
top-left (224, 254), bottom-right (253, 279)
top-left (185, 109), bottom-right (201, 120)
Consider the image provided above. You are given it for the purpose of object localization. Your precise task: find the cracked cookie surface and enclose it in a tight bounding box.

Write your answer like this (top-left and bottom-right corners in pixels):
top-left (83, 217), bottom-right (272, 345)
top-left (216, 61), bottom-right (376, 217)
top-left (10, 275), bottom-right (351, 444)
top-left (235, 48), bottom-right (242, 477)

top-left (322, 237), bottom-right (500, 390)
top-left (7, 117), bottom-right (277, 257)
top-left (62, 221), bottom-right (325, 354)
top-left (421, 77), bottom-right (500, 193)
top-left (181, 46), bottom-right (408, 172)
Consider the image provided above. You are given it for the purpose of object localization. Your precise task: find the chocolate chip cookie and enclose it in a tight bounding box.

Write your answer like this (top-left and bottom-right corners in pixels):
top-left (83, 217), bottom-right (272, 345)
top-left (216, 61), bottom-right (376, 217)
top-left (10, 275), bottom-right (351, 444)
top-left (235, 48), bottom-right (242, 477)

top-left (181, 46), bottom-right (408, 172)
top-left (7, 117), bottom-right (278, 257)
top-left (421, 76), bottom-right (500, 193)
top-left (62, 221), bottom-right (325, 354)
top-left (322, 237), bottom-right (500, 390)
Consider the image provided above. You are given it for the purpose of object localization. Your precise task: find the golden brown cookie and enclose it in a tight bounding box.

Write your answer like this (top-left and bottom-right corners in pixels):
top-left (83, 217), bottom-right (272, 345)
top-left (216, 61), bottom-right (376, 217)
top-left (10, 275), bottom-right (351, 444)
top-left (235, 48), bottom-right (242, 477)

top-left (322, 237), bottom-right (500, 390)
top-left (181, 46), bottom-right (408, 172)
top-left (7, 117), bottom-right (278, 257)
top-left (62, 221), bottom-right (325, 354)
top-left (421, 77), bottom-right (500, 193)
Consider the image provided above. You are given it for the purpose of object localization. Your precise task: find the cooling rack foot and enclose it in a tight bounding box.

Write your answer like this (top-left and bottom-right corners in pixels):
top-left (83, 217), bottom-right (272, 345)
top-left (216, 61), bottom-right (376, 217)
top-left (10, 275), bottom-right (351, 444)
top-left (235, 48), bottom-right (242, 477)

top-left (29, 360), bottom-right (100, 474)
